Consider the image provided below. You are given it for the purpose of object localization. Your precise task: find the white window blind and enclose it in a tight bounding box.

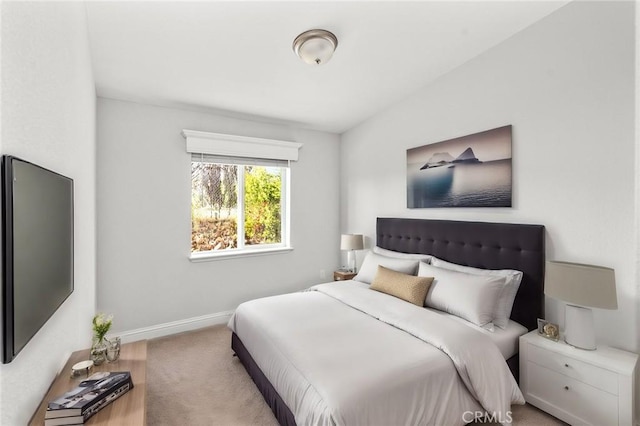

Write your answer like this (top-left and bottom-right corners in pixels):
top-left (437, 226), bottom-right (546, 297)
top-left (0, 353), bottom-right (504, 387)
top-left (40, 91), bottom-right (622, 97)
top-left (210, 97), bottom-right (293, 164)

top-left (191, 153), bottom-right (289, 169)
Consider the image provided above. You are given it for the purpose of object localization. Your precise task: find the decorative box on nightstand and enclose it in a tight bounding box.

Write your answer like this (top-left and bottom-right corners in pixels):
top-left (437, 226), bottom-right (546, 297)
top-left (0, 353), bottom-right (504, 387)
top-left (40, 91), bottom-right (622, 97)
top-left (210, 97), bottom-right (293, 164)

top-left (519, 330), bottom-right (638, 426)
top-left (333, 270), bottom-right (357, 281)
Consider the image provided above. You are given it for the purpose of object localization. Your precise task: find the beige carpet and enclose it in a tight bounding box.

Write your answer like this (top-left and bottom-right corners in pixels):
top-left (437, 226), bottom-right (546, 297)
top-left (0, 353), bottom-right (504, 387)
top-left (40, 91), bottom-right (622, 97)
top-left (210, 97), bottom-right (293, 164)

top-left (147, 325), bottom-right (565, 426)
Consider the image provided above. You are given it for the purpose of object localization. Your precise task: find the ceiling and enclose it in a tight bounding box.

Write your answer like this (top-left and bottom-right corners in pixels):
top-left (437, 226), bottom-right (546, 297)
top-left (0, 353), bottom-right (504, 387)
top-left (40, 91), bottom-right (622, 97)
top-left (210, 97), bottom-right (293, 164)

top-left (85, 1), bottom-right (569, 134)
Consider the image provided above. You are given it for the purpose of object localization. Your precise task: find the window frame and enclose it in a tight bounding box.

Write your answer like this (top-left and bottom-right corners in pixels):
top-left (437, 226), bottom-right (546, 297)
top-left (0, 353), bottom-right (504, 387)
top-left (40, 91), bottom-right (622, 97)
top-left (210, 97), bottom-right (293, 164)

top-left (183, 130), bottom-right (301, 262)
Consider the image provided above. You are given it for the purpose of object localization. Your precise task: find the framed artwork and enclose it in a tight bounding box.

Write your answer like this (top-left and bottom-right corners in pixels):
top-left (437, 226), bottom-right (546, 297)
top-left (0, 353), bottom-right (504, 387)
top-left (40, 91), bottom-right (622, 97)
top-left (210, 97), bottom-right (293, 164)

top-left (537, 318), bottom-right (560, 342)
top-left (407, 125), bottom-right (512, 208)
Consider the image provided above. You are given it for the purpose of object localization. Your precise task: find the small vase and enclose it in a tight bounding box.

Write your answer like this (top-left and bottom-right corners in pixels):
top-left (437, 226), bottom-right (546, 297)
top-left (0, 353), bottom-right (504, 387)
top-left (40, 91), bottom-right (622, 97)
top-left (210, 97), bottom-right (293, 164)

top-left (106, 336), bottom-right (121, 362)
top-left (90, 338), bottom-right (108, 366)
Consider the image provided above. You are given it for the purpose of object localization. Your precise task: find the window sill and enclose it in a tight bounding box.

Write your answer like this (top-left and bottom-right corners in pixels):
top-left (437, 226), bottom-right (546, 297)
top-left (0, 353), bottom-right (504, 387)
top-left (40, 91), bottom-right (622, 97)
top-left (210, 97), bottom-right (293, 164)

top-left (189, 246), bottom-right (293, 262)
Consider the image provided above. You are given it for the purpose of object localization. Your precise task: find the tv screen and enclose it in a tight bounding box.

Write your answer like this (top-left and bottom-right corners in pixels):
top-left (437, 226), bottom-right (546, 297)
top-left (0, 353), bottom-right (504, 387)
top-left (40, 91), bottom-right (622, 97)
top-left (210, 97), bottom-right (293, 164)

top-left (2, 155), bottom-right (74, 363)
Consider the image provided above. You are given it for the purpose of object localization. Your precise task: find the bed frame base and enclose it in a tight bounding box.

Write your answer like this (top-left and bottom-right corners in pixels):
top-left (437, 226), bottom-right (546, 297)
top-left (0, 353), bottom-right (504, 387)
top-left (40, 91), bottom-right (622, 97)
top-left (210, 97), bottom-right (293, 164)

top-left (231, 332), bottom-right (297, 426)
top-left (506, 354), bottom-right (518, 381)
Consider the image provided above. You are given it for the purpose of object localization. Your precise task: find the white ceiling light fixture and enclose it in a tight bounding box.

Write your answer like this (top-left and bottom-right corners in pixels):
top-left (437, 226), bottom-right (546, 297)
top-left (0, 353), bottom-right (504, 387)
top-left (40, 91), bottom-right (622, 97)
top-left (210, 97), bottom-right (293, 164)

top-left (292, 29), bottom-right (338, 65)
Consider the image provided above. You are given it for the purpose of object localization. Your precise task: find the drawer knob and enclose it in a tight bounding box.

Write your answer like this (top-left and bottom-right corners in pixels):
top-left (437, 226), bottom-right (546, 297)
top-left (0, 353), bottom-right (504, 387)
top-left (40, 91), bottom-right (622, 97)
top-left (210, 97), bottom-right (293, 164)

top-left (564, 386), bottom-right (570, 391)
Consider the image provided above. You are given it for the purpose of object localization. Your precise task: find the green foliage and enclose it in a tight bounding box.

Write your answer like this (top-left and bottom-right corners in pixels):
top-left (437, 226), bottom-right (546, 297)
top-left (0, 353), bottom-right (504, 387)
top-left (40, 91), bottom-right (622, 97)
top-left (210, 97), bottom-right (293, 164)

top-left (244, 167), bottom-right (281, 244)
top-left (92, 313), bottom-right (112, 342)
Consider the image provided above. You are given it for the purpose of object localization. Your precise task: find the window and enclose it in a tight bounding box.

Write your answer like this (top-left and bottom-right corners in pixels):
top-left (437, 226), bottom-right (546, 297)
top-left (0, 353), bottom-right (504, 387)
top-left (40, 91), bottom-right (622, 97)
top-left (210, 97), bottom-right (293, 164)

top-left (191, 156), bottom-right (288, 255)
top-left (183, 130), bottom-right (301, 260)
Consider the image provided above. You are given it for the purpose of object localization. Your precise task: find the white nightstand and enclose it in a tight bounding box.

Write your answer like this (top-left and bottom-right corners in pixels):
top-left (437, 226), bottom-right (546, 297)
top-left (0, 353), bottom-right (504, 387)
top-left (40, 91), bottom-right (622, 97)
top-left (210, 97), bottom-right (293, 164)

top-left (519, 330), bottom-right (638, 426)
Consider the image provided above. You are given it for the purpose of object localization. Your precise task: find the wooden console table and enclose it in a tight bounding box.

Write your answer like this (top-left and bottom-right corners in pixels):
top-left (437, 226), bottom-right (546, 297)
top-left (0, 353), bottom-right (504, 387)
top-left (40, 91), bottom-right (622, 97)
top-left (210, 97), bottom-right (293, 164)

top-left (29, 340), bottom-right (147, 426)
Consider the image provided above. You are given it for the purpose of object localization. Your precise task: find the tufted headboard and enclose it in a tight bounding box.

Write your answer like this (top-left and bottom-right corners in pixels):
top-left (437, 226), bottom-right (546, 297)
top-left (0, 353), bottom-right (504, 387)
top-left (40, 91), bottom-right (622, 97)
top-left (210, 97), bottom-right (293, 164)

top-left (376, 218), bottom-right (545, 331)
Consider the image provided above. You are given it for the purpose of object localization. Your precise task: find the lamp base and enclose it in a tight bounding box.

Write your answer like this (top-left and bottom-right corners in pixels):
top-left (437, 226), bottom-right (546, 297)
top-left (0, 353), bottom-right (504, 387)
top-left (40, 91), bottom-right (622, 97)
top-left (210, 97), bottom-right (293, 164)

top-left (347, 250), bottom-right (357, 273)
top-left (564, 304), bottom-right (596, 350)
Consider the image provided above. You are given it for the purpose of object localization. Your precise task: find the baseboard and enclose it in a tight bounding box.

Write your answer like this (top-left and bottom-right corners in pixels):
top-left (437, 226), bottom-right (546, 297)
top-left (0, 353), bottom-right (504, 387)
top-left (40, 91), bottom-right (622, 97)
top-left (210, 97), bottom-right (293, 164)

top-left (116, 310), bottom-right (234, 344)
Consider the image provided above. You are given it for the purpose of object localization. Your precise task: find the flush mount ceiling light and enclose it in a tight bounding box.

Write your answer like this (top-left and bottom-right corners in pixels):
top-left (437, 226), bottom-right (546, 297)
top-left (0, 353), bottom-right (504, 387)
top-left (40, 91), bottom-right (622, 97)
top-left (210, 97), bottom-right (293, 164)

top-left (292, 29), bottom-right (338, 65)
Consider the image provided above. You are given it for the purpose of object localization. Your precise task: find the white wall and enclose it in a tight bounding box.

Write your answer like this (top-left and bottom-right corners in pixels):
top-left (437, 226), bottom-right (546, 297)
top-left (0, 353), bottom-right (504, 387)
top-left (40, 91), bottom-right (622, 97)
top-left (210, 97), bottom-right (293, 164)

top-left (97, 98), bottom-right (340, 333)
top-left (0, 2), bottom-right (96, 424)
top-left (341, 1), bottom-right (638, 353)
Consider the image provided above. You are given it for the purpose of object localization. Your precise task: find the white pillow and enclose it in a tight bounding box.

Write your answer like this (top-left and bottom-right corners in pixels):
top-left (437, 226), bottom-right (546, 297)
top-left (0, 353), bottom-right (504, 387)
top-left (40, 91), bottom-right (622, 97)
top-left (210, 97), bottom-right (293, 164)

top-left (354, 252), bottom-right (420, 284)
top-left (430, 257), bottom-right (523, 329)
top-left (373, 246), bottom-right (432, 262)
top-left (419, 262), bottom-right (505, 326)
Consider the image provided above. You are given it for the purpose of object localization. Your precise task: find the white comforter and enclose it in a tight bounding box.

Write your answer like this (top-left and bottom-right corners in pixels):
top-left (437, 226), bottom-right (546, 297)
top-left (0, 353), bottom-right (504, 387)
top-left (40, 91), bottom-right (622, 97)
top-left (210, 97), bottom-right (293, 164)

top-left (228, 281), bottom-right (524, 426)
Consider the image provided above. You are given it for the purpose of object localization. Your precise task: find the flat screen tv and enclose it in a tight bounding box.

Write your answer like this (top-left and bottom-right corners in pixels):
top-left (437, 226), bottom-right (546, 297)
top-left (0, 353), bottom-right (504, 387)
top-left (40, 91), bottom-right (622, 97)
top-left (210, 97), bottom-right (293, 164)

top-left (2, 155), bottom-right (74, 363)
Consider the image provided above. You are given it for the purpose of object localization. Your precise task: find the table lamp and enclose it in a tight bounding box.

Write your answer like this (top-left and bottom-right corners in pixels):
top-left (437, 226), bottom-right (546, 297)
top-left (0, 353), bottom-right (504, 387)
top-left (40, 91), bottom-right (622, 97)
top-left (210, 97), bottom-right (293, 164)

top-left (545, 261), bottom-right (617, 350)
top-left (340, 234), bottom-right (363, 273)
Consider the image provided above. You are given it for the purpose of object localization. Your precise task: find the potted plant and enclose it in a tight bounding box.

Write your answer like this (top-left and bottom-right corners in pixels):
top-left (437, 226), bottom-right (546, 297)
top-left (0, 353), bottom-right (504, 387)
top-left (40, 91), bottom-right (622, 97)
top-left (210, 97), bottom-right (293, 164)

top-left (91, 313), bottom-right (113, 366)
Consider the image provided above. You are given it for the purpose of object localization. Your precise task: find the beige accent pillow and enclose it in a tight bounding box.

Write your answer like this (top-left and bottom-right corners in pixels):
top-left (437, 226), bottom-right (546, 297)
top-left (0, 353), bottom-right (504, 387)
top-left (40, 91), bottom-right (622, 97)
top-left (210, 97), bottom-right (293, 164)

top-left (370, 266), bottom-right (434, 306)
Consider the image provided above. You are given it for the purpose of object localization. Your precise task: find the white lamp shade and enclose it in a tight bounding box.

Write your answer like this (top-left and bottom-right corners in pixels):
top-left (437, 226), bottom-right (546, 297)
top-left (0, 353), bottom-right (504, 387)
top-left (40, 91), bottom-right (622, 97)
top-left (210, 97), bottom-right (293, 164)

top-left (340, 234), bottom-right (363, 251)
top-left (545, 261), bottom-right (617, 309)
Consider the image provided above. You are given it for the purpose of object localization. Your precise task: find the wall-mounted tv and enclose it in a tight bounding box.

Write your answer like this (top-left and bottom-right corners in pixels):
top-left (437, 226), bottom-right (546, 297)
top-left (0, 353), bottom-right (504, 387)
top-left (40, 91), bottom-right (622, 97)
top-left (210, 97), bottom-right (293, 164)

top-left (2, 155), bottom-right (74, 363)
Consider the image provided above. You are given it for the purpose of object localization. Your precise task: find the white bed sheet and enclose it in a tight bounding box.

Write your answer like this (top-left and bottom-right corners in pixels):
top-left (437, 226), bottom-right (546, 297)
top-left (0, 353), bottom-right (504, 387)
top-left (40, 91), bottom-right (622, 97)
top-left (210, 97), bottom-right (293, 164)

top-left (429, 309), bottom-right (528, 359)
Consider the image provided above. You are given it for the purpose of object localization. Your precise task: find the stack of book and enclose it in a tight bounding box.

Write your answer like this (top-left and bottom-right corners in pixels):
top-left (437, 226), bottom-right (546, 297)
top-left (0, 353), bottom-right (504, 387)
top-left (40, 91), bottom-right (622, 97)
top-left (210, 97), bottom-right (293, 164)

top-left (44, 371), bottom-right (133, 425)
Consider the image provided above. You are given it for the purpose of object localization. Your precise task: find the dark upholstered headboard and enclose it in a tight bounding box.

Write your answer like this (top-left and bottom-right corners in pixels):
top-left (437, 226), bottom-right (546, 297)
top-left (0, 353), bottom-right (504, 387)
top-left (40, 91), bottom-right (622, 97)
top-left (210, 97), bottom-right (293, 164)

top-left (376, 218), bottom-right (545, 331)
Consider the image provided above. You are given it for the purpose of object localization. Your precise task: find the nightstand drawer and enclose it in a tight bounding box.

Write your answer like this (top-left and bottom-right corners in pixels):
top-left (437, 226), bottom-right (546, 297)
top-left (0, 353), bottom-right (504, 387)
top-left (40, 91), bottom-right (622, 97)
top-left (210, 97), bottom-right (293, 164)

top-left (529, 344), bottom-right (618, 394)
top-left (527, 362), bottom-right (618, 426)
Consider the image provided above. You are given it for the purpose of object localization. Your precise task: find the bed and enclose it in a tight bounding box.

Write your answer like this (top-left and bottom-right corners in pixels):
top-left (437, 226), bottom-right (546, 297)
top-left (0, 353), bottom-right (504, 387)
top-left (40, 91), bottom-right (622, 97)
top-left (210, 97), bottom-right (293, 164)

top-left (229, 218), bottom-right (545, 426)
